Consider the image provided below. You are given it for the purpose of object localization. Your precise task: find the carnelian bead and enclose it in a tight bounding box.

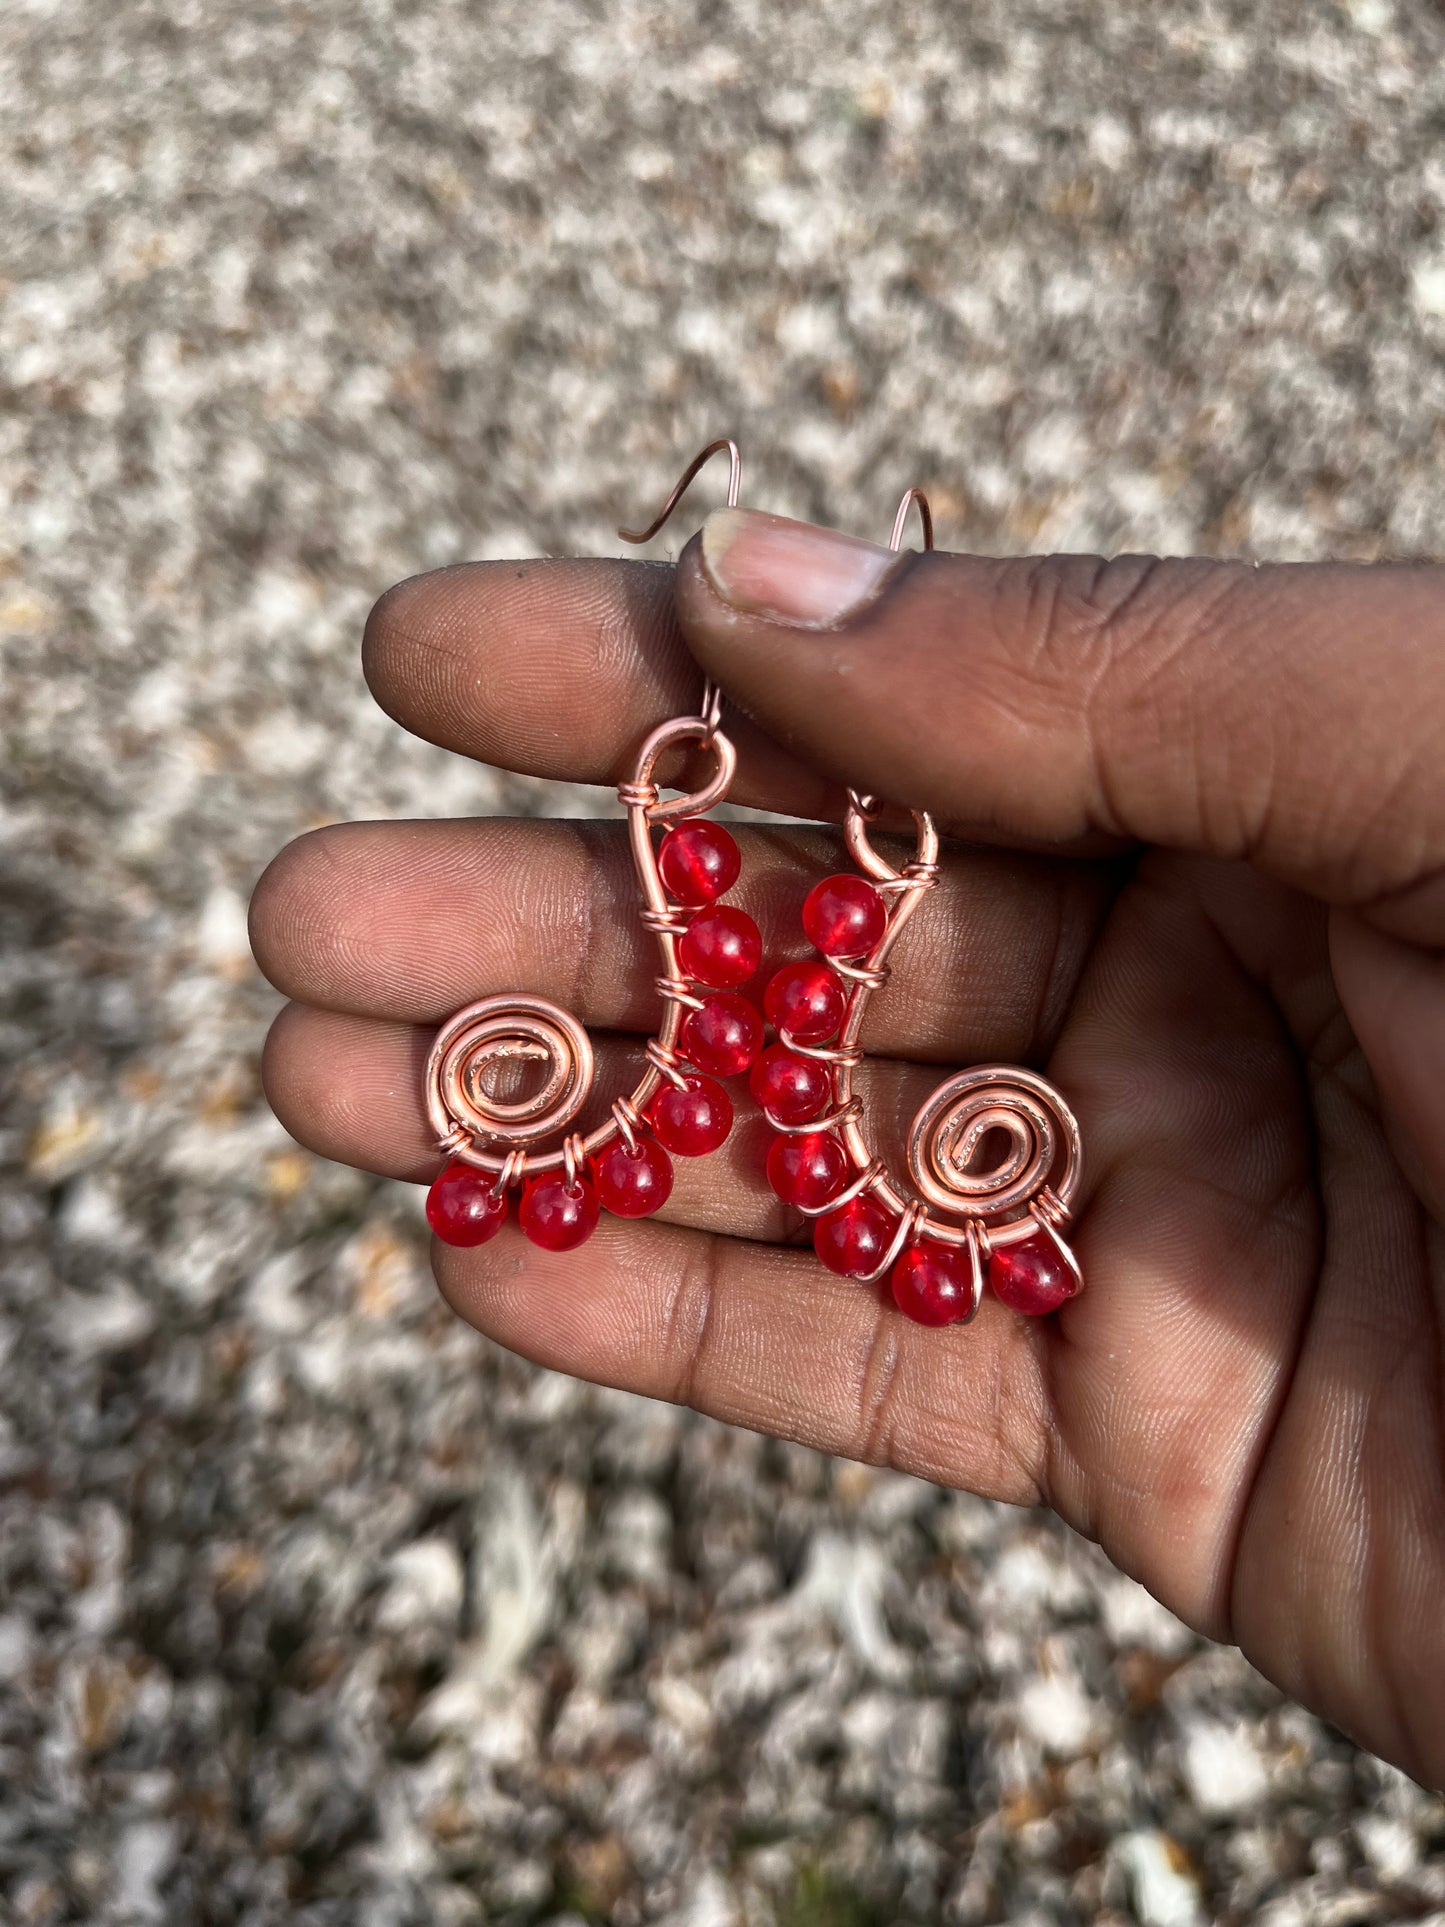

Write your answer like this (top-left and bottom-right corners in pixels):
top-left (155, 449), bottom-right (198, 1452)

top-left (592, 1135), bottom-right (674, 1218)
top-left (891, 1241), bottom-right (974, 1326)
top-left (802, 873), bottom-right (887, 961)
top-left (748, 1043), bottom-right (831, 1126)
top-left (426, 1161), bottom-right (508, 1247)
top-left (679, 904), bottom-right (762, 988)
top-left (766, 1130), bottom-right (848, 1211)
top-left (649, 1074), bottom-right (733, 1155)
top-left (989, 1235), bottom-right (1079, 1314)
top-left (518, 1174), bottom-right (600, 1251)
top-left (658, 819), bottom-right (741, 906)
top-left (764, 960), bottom-right (846, 1044)
top-left (680, 991), bottom-right (764, 1077)
top-left (814, 1193), bottom-right (895, 1278)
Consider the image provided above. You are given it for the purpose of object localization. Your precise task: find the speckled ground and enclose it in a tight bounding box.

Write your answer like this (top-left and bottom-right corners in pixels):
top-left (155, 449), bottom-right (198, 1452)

top-left (3, 2), bottom-right (1445, 1921)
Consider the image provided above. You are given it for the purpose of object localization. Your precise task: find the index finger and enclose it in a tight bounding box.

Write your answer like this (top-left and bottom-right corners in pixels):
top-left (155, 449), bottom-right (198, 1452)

top-left (362, 556), bottom-right (844, 821)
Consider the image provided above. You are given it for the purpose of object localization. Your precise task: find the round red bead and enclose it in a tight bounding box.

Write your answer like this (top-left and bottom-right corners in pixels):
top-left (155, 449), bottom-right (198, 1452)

top-left (891, 1241), bottom-right (975, 1326)
top-left (518, 1174), bottom-right (600, 1252)
top-left (763, 960), bottom-right (846, 1044)
top-left (814, 1193), bottom-right (896, 1278)
top-left (649, 1074), bottom-right (733, 1156)
top-left (766, 1130), bottom-right (848, 1211)
top-left (426, 1161), bottom-right (508, 1247)
top-left (680, 991), bottom-right (764, 1077)
top-left (989, 1235), bottom-right (1079, 1315)
top-left (802, 873), bottom-right (887, 961)
top-left (679, 904), bottom-right (762, 989)
top-left (658, 819), bottom-right (741, 906)
top-left (748, 1043), bottom-right (831, 1126)
top-left (592, 1135), bottom-right (674, 1218)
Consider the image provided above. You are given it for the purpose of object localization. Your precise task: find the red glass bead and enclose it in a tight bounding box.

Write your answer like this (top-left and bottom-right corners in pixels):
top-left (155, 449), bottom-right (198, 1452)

top-left (518, 1174), bottom-right (600, 1252)
top-left (766, 1130), bottom-right (848, 1211)
top-left (680, 991), bottom-right (764, 1077)
top-left (649, 1074), bottom-right (733, 1156)
top-left (989, 1235), bottom-right (1079, 1315)
top-left (814, 1193), bottom-right (896, 1279)
top-left (592, 1135), bottom-right (674, 1218)
top-left (679, 904), bottom-right (762, 989)
top-left (426, 1161), bottom-right (508, 1247)
top-left (802, 873), bottom-right (888, 961)
top-left (748, 1043), bottom-right (831, 1126)
top-left (763, 960), bottom-right (846, 1044)
top-left (890, 1241), bottom-right (974, 1326)
top-left (658, 819), bottom-right (741, 906)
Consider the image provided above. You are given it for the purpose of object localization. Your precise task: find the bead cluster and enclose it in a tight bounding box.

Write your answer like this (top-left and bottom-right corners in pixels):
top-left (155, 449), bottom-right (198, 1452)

top-left (428, 818), bottom-right (763, 1253)
top-left (755, 863), bottom-right (1082, 1327)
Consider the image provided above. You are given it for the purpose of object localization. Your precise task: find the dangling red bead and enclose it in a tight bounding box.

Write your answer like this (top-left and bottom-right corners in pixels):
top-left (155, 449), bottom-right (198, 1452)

top-left (518, 1174), bottom-right (600, 1251)
top-left (814, 1193), bottom-right (895, 1278)
top-left (680, 991), bottom-right (764, 1077)
top-left (890, 1241), bottom-right (974, 1326)
top-left (658, 819), bottom-right (741, 906)
top-left (679, 904), bottom-right (762, 989)
top-left (649, 1073), bottom-right (733, 1155)
top-left (989, 1235), bottom-right (1079, 1314)
top-left (802, 873), bottom-right (887, 961)
top-left (592, 1135), bottom-right (674, 1218)
top-left (766, 1130), bottom-right (848, 1211)
top-left (426, 1161), bottom-right (508, 1247)
top-left (748, 1043), bottom-right (831, 1126)
top-left (763, 960), bottom-right (846, 1044)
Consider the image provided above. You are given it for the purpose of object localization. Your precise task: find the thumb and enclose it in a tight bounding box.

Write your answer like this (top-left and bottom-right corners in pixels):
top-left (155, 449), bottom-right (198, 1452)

top-left (676, 510), bottom-right (1445, 945)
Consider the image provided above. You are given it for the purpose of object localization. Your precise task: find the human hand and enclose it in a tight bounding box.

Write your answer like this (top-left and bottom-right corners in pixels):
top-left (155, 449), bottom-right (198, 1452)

top-left (250, 511), bottom-right (1445, 1786)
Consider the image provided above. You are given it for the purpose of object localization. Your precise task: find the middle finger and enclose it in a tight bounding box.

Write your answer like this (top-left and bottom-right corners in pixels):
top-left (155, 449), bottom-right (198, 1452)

top-left (251, 817), bottom-right (1114, 1066)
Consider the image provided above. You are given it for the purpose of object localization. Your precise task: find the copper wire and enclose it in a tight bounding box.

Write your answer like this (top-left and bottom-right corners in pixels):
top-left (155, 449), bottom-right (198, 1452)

top-left (611, 1095), bottom-right (643, 1154)
top-left (793, 1159), bottom-right (886, 1219)
top-left (563, 1133), bottom-right (585, 1192)
top-left (617, 440), bottom-right (742, 745)
top-left (617, 437), bottom-right (742, 544)
top-left (889, 486), bottom-right (934, 554)
top-left (655, 975), bottom-right (705, 1010)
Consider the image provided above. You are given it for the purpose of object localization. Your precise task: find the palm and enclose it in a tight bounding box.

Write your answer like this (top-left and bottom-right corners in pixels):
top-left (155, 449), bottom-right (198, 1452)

top-left (252, 552), bottom-right (1445, 1786)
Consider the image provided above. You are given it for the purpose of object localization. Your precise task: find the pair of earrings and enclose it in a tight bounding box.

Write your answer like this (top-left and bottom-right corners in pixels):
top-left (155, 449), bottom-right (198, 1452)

top-left (424, 442), bottom-right (1083, 1329)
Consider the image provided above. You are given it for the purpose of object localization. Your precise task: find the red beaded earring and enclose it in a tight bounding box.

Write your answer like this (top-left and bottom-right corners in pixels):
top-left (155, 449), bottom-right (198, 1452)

top-left (755, 490), bottom-right (1085, 1327)
top-left (426, 441), bottom-right (764, 1252)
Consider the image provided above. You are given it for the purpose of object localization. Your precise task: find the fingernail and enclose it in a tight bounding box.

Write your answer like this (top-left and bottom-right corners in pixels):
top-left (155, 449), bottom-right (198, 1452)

top-left (701, 507), bottom-right (900, 629)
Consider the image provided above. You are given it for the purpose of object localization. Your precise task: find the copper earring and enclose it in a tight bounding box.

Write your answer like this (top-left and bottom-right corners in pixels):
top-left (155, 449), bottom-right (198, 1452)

top-left (753, 491), bottom-right (1086, 1326)
top-left (425, 441), bottom-right (764, 1252)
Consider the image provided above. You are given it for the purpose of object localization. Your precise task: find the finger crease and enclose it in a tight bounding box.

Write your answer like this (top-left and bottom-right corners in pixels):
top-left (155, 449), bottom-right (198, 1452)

top-left (665, 1233), bottom-right (723, 1414)
top-left (855, 1310), bottom-right (905, 1469)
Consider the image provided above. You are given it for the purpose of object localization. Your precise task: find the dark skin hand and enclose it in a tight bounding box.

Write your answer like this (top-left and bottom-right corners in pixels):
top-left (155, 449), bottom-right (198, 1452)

top-left (250, 506), bottom-right (1445, 1787)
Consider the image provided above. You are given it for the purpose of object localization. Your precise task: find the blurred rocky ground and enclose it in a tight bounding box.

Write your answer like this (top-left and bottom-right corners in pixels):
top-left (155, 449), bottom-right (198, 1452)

top-left (3, 0), bottom-right (1445, 1920)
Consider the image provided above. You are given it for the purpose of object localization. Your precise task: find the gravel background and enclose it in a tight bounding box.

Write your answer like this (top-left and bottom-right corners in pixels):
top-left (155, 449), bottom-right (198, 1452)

top-left (4, 1), bottom-right (1445, 1921)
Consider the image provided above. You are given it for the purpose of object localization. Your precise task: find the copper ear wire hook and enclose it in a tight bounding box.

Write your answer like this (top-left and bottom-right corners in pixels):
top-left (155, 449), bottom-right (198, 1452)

top-left (617, 438), bottom-right (742, 544)
top-left (618, 438), bottom-right (742, 740)
top-left (849, 488), bottom-right (935, 823)
top-left (889, 485), bottom-right (934, 554)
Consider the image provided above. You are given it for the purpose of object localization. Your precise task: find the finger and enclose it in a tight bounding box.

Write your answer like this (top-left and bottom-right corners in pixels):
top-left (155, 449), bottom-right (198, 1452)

top-left (678, 512), bottom-right (1445, 937)
top-left (1329, 907), bottom-right (1445, 1222)
top-left (362, 557), bottom-right (841, 820)
top-left (262, 1000), bottom-right (965, 1242)
top-left (250, 816), bottom-right (1112, 1064)
top-left (431, 1213), bottom-right (1050, 1505)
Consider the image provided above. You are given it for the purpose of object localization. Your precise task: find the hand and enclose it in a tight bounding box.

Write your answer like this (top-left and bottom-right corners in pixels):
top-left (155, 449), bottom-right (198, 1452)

top-left (250, 509), bottom-right (1445, 1787)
